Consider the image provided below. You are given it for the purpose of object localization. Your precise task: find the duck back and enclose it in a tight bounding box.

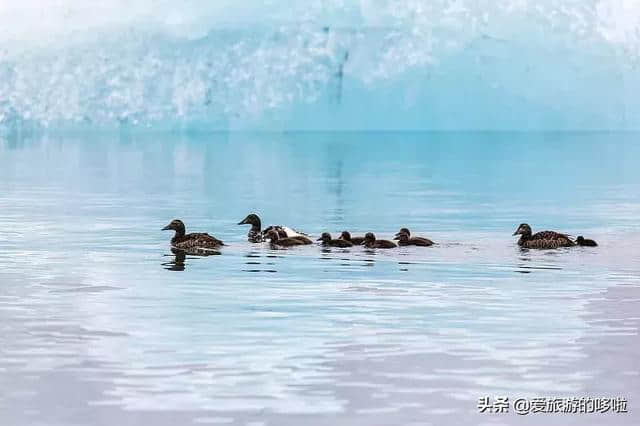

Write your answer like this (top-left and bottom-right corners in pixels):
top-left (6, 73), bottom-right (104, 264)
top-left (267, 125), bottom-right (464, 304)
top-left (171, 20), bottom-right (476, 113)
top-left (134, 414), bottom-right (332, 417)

top-left (173, 233), bottom-right (224, 250)
top-left (531, 230), bottom-right (571, 241)
top-left (399, 237), bottom-right (434, 247)
top-left (350, 236), bottom-right (366, 245)
top-left (328, 239), bottom-right (353, 248)
top-left (367, 239), bottom-right (397, 249)
top-left (290, 235), bottom-right (313, 245)
top-left (271, 237), bottom-right (307, 247)
top-left (517, 229), bottom-right (574, 249)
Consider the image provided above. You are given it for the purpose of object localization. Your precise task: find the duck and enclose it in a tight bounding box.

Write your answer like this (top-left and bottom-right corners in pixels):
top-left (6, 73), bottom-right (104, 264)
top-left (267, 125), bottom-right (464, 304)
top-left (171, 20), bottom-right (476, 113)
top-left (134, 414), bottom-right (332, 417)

top-left (362, 232), bottom-right (397, 249)
top-left (317, 232), bottom-right (353, 248)
top-left (338, 231), bottom-right (365, 245)
top-left (394, 232), bottom-right (434, 247)
top-left (576, 236), bottom-right (598, 247)
top-left (512, 223), bottom-right (574, 249)
top-left (238, 213), bottom-right (311, 243)
top-left (266, 229), bottom-right (308, 248)
top-left (162, 219), bottom-right (224, 252)
top-left (394, 228), bottom-right (434, 246)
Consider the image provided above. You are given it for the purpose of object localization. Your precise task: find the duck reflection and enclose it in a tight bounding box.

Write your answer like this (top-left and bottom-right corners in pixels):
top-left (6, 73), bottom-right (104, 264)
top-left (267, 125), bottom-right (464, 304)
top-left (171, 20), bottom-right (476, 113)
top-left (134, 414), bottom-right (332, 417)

top-left (398, 260), bottom-right (413, 272)
top-left (162, 249), bottom-right (186, 271)
top-left (515, 255), bottom-right (562, 274)
top-left (361, 257), bottom-right (376, 267)
top-left (162, 248), bottom-right (220, 271)
top-left (242, 251), bottom-right (279, 273)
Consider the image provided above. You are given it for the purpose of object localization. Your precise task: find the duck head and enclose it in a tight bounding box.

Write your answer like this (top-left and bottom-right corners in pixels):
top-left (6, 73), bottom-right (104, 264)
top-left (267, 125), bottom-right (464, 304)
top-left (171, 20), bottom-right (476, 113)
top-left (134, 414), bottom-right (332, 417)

top-left (513, 223), bottom-right (532, 237)
top-left (394, 232), bottom-right (410, 242)
top-left (162, 219), bottom-right (186, 237)
top-left (395, 227), bottom-right (410, 238)
top-left (363, 232), bottom-right (376, 245)
top-left (317, 232), bottom-right (332, 243)
top-left (238, 213), bottom-right (261, 229)
top-left (338, 231), bottom-right (351, 241)
top-left (576, 236), bottom-right (585, 244)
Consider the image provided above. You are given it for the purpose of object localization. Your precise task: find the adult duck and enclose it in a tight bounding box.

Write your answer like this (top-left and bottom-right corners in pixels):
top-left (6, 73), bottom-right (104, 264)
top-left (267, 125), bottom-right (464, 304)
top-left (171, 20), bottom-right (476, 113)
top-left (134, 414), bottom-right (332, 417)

top-left (512, 223), bottom-right (574, 249)
top-left (394, 228), bottom-right (434, 246)
top-left (362, 232), bottom-right (397, 249)
top-left (238, 213), bottom-right (311, 243)
top-left (162, 219), bottom-right (224, 252)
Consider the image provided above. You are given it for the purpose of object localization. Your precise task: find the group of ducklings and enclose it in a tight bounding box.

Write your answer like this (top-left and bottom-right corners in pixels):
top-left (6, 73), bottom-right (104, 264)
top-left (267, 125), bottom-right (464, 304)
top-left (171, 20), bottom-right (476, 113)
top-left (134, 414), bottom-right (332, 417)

top-left (235, 213), bottom-right (432, 248)
top-left (162, 214), bottom-right (597, 254)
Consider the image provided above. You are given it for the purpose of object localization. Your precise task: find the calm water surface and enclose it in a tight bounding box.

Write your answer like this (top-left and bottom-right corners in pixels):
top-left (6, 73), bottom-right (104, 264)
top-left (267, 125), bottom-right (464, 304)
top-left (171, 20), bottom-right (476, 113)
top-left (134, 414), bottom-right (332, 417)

top-left (0, 132), bottom-right (639, 425)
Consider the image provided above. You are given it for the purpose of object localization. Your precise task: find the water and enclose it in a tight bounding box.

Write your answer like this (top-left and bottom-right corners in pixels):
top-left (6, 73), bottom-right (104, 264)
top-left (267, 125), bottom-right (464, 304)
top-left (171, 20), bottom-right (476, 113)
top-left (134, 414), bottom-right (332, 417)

top-left (1, 131), bottom-right (639, 425)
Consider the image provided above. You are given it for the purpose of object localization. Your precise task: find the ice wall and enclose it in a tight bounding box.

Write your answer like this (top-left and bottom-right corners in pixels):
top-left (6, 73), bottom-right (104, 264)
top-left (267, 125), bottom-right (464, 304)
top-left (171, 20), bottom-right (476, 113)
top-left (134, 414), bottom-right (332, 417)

top-left (1, 0), bottom-right (639, 130)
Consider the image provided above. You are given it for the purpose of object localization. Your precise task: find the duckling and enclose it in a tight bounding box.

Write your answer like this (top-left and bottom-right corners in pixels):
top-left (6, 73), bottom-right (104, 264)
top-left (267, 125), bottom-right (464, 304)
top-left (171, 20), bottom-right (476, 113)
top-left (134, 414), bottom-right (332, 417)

top-left (338, 231), bottom-right (365, 245)
top-left (394, 228), bottom-right (434, 246)
top-left (512, 223), bottom-right (574, 249)
top-left (317, 232), bottom-right (353, 248)
top-left (394, 232), bottom-right (434, 247)
top-left (162, 219), bottom-right (224, 251)
top-left (270, 230), bottom-right (312, 244)
top-left (266, 229), bottom-right (307, 248)
top-left (576, 236), bottom-right (598, 247)
top-left (238, 213), bottom-right (310, 243)
top-left (362, 232), bottom-right (397, 249)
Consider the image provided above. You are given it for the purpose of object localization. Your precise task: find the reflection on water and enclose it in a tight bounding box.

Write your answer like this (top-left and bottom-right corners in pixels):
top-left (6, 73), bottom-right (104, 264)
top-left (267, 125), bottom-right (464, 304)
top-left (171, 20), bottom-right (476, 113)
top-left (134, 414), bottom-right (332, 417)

top-left (165, 249), bottom-right (187, 271)
top-left (242, 251), bottom-right (279, 273)
top-left (0, 132), bottom-right (639, 426)
top-left (162, 249), bottom-right (221, 271)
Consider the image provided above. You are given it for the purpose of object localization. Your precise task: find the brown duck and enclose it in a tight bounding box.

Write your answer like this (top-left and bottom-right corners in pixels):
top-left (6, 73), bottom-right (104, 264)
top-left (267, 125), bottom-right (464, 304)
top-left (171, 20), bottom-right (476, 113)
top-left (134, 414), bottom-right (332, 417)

top-left (512, 223), bottom-right (574, 249)
top-left (338, 231), bottom-right (365, 245)
top-left (266, 229), bottom-right (308, 248)
top-left (393, 228), bottom-right (434, 246)
top-left (576, 236), bottom-right (598, 247)
top-left (394, 232), bottom-right (434, 247)
top-left (318, 232), bottom-right (353, 248)
top-left (362, 232), bottom-right (397, 249)
top-left (162, 219), bottom-right (224, 251)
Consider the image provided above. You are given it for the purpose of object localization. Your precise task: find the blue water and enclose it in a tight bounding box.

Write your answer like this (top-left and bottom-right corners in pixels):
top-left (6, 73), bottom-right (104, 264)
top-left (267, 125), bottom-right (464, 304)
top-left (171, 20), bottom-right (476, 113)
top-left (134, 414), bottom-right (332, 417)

top-left (1, 131), bottom-right (639, 425)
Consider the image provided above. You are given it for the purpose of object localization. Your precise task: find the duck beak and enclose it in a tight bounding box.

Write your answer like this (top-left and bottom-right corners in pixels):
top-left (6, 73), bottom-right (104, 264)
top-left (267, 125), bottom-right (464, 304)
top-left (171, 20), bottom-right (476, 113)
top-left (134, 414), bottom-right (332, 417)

top-left (238, 218), bottom-right (248, 225)
top-left (393, 236), bottom-right (399, 240)
top-left (316, 237), bottom-right (323, 241)
top-left (512, 229), bottom-right (520, 236)
top-left (162, 224), bottom-right (172, 231)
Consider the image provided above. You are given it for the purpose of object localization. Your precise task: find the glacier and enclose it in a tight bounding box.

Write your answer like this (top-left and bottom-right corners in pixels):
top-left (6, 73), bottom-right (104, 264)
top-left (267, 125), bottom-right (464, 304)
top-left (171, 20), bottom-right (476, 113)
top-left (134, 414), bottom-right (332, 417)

top-left (0, 0), bottom-right (639, 130)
